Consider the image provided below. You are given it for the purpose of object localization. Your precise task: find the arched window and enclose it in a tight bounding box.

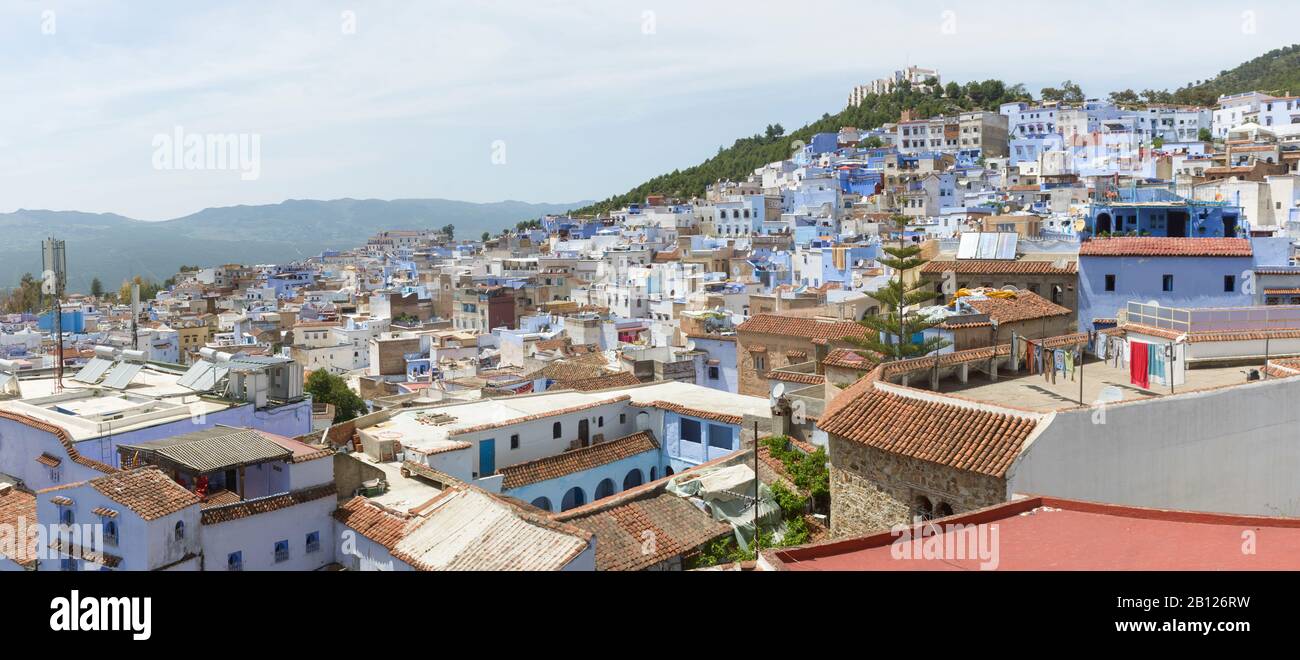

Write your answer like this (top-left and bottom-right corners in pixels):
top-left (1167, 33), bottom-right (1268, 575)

top-left (595, 478), bottom-right (616, 500)
top-left (552, 421), bottom-right (562, 439)
top-left (530, 497), bottom-right (553, 512)
top-left (560, 487), bottom-right (586, 511)
top-left (60, 508), bottom-right (74, 525)
top-left (175, 520), bottom-right (186, 541)
top-left (935, 502), bottom-right (954, 518)
top-left (665, 466), bottom-right (675, 477)
top-left (650, 466), bottom-right (658, 481)
top-left (913, 495), bottom-right (934, 521)
top-left (623, 469), bottom-right (644, 490)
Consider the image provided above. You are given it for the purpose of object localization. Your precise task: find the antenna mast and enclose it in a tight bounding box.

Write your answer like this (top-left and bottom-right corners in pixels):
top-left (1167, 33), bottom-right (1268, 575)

top-left (41, 238), bottom-right (67, 393)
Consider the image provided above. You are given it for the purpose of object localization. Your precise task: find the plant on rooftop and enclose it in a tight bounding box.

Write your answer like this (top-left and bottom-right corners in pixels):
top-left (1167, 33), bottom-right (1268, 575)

top-left (763, 436), bottom-right (829, 508)
top-left (305, 369), bottom-right (367, 423)
top-left (842, 214), bottom-right (950, 361)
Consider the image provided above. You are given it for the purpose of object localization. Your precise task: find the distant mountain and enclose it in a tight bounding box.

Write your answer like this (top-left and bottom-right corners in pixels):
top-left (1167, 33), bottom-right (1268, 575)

top-left (0, 198), bottom-right (587, 294)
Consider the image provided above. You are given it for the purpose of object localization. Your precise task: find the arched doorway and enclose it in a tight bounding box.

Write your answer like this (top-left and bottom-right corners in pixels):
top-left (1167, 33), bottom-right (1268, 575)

top-left (578, 419), bottom-right (590, 446)
top-left (665, 466), bottom-right (675, 477)
top-left (650, 467), bottom-right (658, 481)
top-left (560, 487), bottom-right (586, 511)
top-left (1094, 212), bottom-right (1112, 234)
top-left (623, 469), bottom-right (644, 490)
top-left (935, 502), bottom-right (954, 518)
top-left (635, 412), bottom-right (650, 431)
top-left (531, 497), bottom-right (553, 512)
top-left (595, 478), bottom-right (615, 500)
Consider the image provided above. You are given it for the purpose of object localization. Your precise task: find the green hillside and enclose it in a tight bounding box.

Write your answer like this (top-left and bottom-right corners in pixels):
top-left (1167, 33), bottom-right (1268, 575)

top-left (1169, 44), bottom-right (1300, 106)
top-left (574, 79), bottom-right (1032, 216)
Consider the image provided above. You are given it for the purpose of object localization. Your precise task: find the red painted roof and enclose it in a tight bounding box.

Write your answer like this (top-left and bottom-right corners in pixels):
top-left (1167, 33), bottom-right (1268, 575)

top-left (767, 496), bottom-right (1300, 570)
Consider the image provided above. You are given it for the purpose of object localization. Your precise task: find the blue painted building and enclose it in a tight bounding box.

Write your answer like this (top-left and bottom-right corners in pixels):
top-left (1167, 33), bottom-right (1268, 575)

top-left (38, 310), bottom-right (86, 334)
top-left (1076, 236), bottom-right (1291, 330)
top-left (1085, 187), bottom-right (1244, 238)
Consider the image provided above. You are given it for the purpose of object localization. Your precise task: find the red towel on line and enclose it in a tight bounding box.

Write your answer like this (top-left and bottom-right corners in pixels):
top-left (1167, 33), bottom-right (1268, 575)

top-left (1130, 341), bottom-right (1149, 389)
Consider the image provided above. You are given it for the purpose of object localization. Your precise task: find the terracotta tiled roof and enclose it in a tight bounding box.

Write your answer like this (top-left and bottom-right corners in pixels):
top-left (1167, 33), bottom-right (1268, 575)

top-left (562, 371), bottom-right (643, 391)
top-left (334, 496), bottom-right (412, 550)
top-left (201, 483), bottom-right (337, 525)
top-left (737, 314), bottom-right (870, 343)
top-left (500, 431), bottom-right (659, 490)
top-left (559, 491), bottom-right (731, 570)
top-left (820, 380), bottom-right (1044, 478)
top-left (1079, 237), bottom-right (1252, 257)
top-left (35, 453), bottom-right (62, 468)
top-left (632, 400), bottom-right (744, 425)
top-left (768, 370), bottom-right (825, 386)
top-left (1123, 323), bottom-right (1300, 343)
top-left (823, 349), bottom-right (880, 371)
top-left (0, 487), bottom-right (37, 567)
top-left (921, 260), bottom-right (1077, 275)
top-left (90, 506), bottom-right (119, 518)
top-left (1263, 288), bottom-right (1300, 295)
top-left (85, 467), bottom-right (200, 521)
top-left (963, 291), bottom-right (1072, 323)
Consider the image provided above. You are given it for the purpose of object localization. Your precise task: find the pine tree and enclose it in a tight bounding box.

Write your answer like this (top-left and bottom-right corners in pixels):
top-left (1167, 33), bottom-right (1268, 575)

top-left (843, 215), bottom-right (950, 360)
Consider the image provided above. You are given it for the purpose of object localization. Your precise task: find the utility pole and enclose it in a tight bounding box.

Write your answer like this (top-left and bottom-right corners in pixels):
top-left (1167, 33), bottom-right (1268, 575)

top-left (42, 238), bottom-right (67, 393)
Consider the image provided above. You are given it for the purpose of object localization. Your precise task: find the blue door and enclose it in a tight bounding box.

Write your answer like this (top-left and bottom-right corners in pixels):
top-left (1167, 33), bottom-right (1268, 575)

top-left (479, 439), bottom-right (495, 476)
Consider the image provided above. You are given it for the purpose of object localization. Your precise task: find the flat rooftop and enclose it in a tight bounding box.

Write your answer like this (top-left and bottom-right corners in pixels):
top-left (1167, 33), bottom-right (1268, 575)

top-left (768, 495), bottom-right (1300, 571)
top-left (934, 359), bottom-right (1255, 412)
top-left (1, 367), bottom-right (234, 440)
top-left (363, 380), bottom-right (770, 454)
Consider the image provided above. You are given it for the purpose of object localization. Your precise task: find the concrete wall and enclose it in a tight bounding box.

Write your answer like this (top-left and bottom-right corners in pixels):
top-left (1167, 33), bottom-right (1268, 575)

top-left (200, 496), bottom-right (336, 571)
top-left (1009, 375), bottom-right (1300, 516)
top-left (503, 449), bottom-right (661, 513)
top-left (1078, 255), bottom-right (1252, 327)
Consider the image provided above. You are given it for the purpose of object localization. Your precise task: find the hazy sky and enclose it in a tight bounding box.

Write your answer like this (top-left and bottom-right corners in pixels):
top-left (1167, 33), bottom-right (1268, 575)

top-left (2, 0), bottom-right (1297, 220)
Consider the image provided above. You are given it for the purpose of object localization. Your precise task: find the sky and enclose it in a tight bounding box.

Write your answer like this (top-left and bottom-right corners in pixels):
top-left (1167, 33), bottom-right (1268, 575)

top-left (1, 0), bottom-right (1298, 220)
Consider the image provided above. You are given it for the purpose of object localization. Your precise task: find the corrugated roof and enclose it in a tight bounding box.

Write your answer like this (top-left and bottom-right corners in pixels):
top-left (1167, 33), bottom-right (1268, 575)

top-left (391, 487), bottom-right (592, 571)
top-left (119, 427), bottom-right (291, 473)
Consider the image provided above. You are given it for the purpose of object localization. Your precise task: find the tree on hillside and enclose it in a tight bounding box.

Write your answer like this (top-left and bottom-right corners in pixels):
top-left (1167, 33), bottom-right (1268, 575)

top-left (90, 277), bottom-right (103, 298)
top-left (843, 215), bottom-right (950, 360)
top-left (1109, 89), bottom-right (1141, 106)
top-left (441, 223), bottom-right (455, 241)
top-left (481, 231), bottom-right (491, 242)
top-left (118, 276), bottom-right (164, 303)
top-left (1040, 80), bottom-right (1084, 103)
top-left (305, 369), bottom-right (367, 423)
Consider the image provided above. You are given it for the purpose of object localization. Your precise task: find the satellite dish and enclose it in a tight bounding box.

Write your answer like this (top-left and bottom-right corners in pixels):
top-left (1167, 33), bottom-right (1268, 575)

top-left (685, 340), bottom-right (696, 351)
top-left (771, 383), bottom-right (786, 401)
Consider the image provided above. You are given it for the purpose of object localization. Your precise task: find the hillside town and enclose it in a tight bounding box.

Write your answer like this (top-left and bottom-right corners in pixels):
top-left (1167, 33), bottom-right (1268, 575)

top-left (6, 71), bottom-right (1300, 573)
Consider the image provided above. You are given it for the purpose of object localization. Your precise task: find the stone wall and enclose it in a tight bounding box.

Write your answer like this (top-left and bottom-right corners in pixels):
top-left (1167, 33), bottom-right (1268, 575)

top-left (828, 434), bottom-right (1006, 538)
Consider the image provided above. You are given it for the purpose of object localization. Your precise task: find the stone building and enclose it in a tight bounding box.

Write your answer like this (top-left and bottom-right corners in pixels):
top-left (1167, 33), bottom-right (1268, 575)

top-left (818, 365), bottom-right (1040, 537)
top-left (919, 259), bottom-right (1079, 311)
top-left (735, 314), bottom-right (870, 397)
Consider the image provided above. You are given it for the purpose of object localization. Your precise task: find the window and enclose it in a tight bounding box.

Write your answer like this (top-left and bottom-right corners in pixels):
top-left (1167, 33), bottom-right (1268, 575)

top-left (103, 519), bottom-right (118, 547)
top-left (510, 434), bottom-right (519, 450)
top-left (755, 355), bottom-right (766, 371)
top-left (274, 540), bottom-right (290, 563)
top-left (60, 508), bottom-right (74, 525)
top-left (174, 521), bottom-right (185, 541)
top-left (1162, 274), bottom-right (1174, 292)
top-left (1224, 275), bottom-right (1235, 293)
top-left (598, 416), bottom-right (604, 428)
top-left (707, 424), bottom-right (733, 450)
top-left (619, 413), bottom-right (626, 424)
top-left (709, 366), bottom-right (720, 380)
top-left (552, 422), bottom-right (562, 439)
top-left (1104, 274), bottom-right (1116, 292)
top-left (306, 531), bottom-right (320, 554)
top-left (228, 551), bottom-right (243, 571)
top-left (681, 418), bottom-right (702, 444)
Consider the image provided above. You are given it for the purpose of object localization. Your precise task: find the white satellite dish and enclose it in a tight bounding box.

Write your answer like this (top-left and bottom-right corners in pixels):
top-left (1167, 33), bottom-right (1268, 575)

top-left (685, 340), bottom-right (696, 351)
top-left (771, 382), bottom-right (786, 402)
